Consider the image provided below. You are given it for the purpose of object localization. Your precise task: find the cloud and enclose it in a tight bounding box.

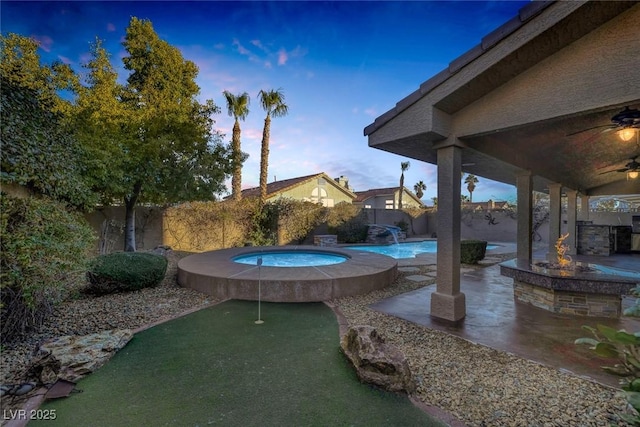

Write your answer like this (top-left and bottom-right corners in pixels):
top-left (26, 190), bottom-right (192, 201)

top-left (277, 45), bottom-right (307, 66)
top-left (250, 39), bottom-right (268, 53)
top-left (277, 48), bottom-right (288, 65)
top-left (364, 107), bottom-right (378, 117)
top-left (107, 23), bottom-right (115, 32)
top-left (233, 38), bottom-right (254, 57)
top-left (33, 35), bottom-right (53, 52)
top-left (57, 55), bottom-right (72, 65)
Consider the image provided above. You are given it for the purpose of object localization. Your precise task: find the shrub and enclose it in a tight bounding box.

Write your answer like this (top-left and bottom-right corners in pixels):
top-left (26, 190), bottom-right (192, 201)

top-left (86, 252), bottom-right (168, 295)
top-left (394, 219), bottom-right (409, 233)
top-left (1, 194), bottom-right (96, 342)
top-left (262, 199), bottom-right (328, 245)
top-left (460, 240), bottom-right (487, 264)
top-left (576, 325), bottom-right (640, 425)
top-left (327, 202), bottom-right (369, 243)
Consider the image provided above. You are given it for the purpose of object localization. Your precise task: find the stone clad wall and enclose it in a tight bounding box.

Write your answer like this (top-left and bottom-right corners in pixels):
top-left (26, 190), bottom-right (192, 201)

top-left (577, 225), bottom-right (612, 256)
top-left (513, 281), bottom-right (621, 318)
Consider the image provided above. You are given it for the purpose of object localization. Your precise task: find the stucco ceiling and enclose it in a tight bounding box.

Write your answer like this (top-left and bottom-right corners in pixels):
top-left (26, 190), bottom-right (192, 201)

top-left (365, 1), bottom-right (640, 198)
top-left (459, 103), bottom-right (640, 196)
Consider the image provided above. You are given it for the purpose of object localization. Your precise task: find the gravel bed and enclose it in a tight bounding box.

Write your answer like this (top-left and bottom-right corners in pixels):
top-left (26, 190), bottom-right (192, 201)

top-left (1, 253), bottom-right (633, 426)
top-left (332, 264), bottom-right (633, 427)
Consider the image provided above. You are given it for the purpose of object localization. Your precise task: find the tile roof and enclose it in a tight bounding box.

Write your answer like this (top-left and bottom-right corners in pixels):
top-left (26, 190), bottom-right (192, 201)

top-left (354, 187), bottom-right (398, 202)
top-left (355, 187), bottom-right (424, 206)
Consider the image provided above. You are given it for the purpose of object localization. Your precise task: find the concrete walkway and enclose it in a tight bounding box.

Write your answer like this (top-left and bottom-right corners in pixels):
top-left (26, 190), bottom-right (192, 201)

top-left (371, 247), bottom-right (640, 388)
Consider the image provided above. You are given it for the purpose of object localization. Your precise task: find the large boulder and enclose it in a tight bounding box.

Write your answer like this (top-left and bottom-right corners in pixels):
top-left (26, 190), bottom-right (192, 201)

top-left (340, 325), bottom-right (415, 394)
top-left (40, 329), bottom-right (133, 382)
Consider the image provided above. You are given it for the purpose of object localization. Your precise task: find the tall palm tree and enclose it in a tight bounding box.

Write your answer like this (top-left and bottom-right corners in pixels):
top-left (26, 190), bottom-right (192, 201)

top-left (398, 161), bottom-right (410, 209)
top-left (413, 180), bottom-right (426, 199)
top-left (223, 91), bottom-right (250, 201)
top-left (258, 88), bottom-right (288, 204)
top-left (464, 174), bottom-right (479, 202)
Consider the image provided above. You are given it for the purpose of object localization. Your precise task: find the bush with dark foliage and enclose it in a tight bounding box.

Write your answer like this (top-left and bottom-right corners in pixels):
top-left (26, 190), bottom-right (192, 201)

top-left (1, 194), bottom-right (95, 342)
top-left (460, 240), bottom-right (487, 264)
top-left (86, 252), bottom-right (168, 295)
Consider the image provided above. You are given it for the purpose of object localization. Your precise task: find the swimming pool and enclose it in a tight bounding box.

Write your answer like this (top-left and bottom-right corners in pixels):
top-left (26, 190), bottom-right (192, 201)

top-left (344, 241), bottom-right (498, 259)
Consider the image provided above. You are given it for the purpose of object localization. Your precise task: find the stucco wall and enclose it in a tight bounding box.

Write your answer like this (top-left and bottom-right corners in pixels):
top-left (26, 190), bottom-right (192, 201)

top-left (84, 206), bottom-right (164, 254)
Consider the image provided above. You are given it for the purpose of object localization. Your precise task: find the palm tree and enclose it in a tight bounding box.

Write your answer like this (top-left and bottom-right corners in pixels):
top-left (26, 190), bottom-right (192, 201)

top-left (258, 88), bottom-right (288, 204)
top-left (398, 161), bottom-right (410, 209)
top-left (223, 91), bottom-right (250, 201)
top-left (413, 180), bottom-right (426, 199)
top-left (464, 174), bottom-right (479, 202)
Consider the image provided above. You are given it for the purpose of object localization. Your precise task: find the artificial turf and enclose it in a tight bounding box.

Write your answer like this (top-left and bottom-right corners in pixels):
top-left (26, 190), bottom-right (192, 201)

top-left (31, 300), bottom-right (445, 426)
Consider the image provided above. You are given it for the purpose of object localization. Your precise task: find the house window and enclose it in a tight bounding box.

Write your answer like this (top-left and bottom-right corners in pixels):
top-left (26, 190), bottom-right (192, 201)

top-left (311, 187), bottom-right (333, 206)
top-left (364, 204), bottom-right (372, 209)
top-left (385, 199), bottom-right (394, 210)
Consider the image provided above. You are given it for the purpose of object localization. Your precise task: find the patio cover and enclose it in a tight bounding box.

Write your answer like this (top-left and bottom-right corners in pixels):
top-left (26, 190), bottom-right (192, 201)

top-left (364, 1), bottom-right (640, 321)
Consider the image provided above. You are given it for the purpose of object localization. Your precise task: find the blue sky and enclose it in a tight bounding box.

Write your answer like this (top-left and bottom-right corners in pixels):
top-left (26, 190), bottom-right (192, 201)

top-left (2, 0), bottom-right (531, 204)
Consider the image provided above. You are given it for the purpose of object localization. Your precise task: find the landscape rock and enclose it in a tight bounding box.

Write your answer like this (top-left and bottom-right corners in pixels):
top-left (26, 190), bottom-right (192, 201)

top-left (340, 325), bottom-right (415, 394)
top-left (40, 329), bottom-right (133, 382)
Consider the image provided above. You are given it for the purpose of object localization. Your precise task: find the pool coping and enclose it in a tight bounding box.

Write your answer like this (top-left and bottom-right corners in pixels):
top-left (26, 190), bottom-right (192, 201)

top-left (177, 245), bottom-right (398, 302)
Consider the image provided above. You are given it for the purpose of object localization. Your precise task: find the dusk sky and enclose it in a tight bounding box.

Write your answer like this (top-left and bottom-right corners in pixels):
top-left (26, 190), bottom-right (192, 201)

top-left (2, 0), bottom-right (531, 204)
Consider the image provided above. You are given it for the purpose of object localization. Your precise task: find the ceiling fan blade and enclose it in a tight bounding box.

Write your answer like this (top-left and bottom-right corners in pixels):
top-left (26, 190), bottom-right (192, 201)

top-left (598, 168), bottom-right (627, 175)
top-left (566, 124), bottom-right (614, 136)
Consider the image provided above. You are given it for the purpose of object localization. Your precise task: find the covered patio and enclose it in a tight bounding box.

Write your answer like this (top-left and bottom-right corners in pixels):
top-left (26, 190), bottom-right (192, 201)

top-left (364, 1), bottom-right (640, 322)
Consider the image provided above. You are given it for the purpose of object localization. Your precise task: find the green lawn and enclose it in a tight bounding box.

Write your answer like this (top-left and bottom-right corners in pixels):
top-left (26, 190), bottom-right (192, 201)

top-left (31, 300), bottom-right (445, 426)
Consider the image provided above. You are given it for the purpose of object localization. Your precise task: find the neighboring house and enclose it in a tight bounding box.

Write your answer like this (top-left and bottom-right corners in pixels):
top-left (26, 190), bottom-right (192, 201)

top-left (463, 199), bottom-right (510, 211)
top-left (354, 187), bottom-right (425, 210)
top-left (240, 173), bottom-right (356, 207)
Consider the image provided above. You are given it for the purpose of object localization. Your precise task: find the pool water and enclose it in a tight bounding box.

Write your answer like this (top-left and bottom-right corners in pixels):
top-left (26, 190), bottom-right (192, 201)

top-left (345, 241), bottom-right (498, 259)
top-left (233, 251), bottom-right (348, 267)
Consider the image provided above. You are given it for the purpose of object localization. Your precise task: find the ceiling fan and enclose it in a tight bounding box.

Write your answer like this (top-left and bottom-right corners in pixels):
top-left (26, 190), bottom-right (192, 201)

top-left (598, 155), bottom-right (640, 176)
top-left (568, 106), bottom-right (640, 137)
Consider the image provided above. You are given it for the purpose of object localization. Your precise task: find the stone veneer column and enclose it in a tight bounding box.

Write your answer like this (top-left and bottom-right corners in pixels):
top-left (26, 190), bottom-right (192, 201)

top-left (432, 144), bottom-right (465, 322)
top-left (516, 171), bottom-right (533, 263)
top-left (566, 190), bottom-right (578, 255)
top-left (547, 183), bottom-right (562, 261)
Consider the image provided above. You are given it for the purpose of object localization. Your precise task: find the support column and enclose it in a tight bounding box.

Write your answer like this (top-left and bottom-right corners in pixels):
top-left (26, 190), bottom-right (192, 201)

top-left (432, 144), bottom-right (465, 322)
top-left (516, 171), bottom-right (533, 264)
top-left (566, 190), bottom-right (577, 255)
top-left (579, 195), bottom-right (590, 221)
top-left (547, 183), bottom-right (562, 261)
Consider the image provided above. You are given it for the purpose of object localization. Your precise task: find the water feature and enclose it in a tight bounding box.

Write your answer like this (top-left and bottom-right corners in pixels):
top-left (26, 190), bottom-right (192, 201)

top-left (233, 251), bottom-right (348, 267)
top-left (369, 224), bottom-right (401, 245)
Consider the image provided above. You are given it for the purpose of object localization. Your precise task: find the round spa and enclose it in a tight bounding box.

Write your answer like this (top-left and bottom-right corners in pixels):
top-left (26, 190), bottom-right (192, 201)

top-left (177, 246), bottom-right (398, 302)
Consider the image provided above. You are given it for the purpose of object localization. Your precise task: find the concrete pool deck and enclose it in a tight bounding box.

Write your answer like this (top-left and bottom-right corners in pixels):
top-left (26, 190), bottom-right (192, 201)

top-left (177, 245), bottom-right (398, 302)
top-left (371, 246), bottom-right (640, 388)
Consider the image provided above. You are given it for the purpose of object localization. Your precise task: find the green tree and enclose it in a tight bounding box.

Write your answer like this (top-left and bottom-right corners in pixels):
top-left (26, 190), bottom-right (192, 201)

top-left (76, 19), bottom-right (232, 251)
top-left (258, 88), bottom-right (289, 204)
top-left (398, 161), bottom-right (410, 209)
top-left (223, 91), bottom-right (250, 201)
top-left (413, 180), bottom-right (426, 199)
top-left (0, 33), bottom-right (77, 115)
top-left (72, 38), bottom-right (127, 205)
top-left (0, 34), bottom-right (95, 209)
top-left (464, 174), bottom-right (479, 202)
